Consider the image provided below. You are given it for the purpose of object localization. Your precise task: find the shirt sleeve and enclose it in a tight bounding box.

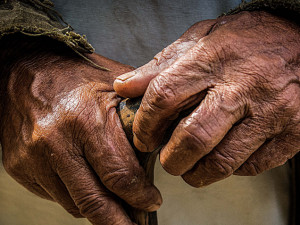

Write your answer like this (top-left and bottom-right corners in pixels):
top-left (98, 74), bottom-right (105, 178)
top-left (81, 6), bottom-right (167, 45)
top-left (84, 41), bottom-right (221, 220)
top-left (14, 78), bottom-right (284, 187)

top-left (227, 0), bottom-right (300, 24)
top-left (0, 0), bottom-right (94, 53)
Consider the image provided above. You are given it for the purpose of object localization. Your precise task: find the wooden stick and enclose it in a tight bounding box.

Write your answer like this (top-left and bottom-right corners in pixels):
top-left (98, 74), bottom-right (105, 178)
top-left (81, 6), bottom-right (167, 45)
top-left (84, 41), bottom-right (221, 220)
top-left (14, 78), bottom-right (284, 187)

top-left (117, 97), bottom-right (158, 225)
top-left (117, 97), bottom-right (197, 225)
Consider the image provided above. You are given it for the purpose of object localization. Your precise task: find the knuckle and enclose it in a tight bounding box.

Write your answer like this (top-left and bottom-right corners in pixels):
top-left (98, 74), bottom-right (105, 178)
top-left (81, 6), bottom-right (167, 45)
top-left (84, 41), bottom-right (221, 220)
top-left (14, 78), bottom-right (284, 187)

top-left (2, 149), bottom-right (26, 177)
top-left (76, 193), bottom-right (127, 225)
top-left (208, 158), bottom-right (234, 177)
top-left (32, 96), bottom-right (97, 147)
top-left (204, 150), bottom-right (239, 178)
top-left (56, 85), bottom-right (99, 126)
top-left (160, 157), bottom-right (177, 175)
top-left (215, 88), bottom-right (247, 119)
top-left (2, 159), bottom-right (16, 175)
top-left (180, 118), bottom-right (213, 151)
top-left (154, 47), bottom-right (174, 66)
top-left (147, 75), bottom-right (176, 109)
top-left (53, 155), bottom-right (84, 177)
top-left (101, 167), bottom-right (138, 194)
top-left (65, 207), bottom-right (83, 218)
top-left (182, 174), bottom-right (202, 188)
top-left (238, 161), bottom-right (262, 176)
top-left (77, 193), bottom-right (109, 218)
top-left (185, 179), bottom-right (199, 188)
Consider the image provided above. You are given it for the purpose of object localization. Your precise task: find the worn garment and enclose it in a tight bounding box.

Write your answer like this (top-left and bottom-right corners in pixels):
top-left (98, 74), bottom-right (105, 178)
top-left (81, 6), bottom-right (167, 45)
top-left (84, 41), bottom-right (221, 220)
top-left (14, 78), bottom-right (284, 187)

top-left (0, 0), bottom-right (298, 225)
top-left (0, 0), bottom-right (93, 53)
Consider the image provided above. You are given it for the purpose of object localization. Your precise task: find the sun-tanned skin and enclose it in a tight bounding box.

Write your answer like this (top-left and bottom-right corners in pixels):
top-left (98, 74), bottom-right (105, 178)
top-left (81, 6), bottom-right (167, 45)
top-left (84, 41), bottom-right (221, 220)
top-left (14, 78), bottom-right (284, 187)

top-left (1, 10), bottom-right (299, 225)
top-left (0, 36), bottom-right (162, 225)
top-left (114, 11), bottom-right (300, 187)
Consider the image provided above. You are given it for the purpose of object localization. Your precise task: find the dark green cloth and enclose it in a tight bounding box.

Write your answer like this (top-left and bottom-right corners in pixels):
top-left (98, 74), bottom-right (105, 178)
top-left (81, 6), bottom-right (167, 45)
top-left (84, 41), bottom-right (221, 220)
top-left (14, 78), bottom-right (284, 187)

top-left (0, 0), bottom-right (94, 53)
top-left (230, 0), bottom-right (300, 13)
top-left (228, 0), bottom-right (300, 23)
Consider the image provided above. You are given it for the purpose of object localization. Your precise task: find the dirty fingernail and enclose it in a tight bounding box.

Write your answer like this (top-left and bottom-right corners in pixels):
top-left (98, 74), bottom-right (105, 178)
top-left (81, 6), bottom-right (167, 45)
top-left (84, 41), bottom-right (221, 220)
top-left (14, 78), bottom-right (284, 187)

top-left (133, 133), bottom-right (148, 152)
top-left (146, 203), bottom-right (161, 212)
top-left (116, 71), bottom-right (136, 81)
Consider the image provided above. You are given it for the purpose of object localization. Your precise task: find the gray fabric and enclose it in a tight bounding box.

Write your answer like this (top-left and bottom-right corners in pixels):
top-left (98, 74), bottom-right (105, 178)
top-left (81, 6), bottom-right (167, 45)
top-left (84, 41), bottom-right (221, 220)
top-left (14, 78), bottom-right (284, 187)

top-left (52, 0), bottom-right (241, 67)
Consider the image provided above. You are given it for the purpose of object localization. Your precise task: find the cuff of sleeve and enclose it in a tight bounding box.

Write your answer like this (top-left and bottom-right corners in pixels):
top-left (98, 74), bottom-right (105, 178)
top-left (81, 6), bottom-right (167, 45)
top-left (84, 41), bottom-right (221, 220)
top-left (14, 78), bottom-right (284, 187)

top-left (0, 0), bottom-right (94, 53)
top-left (226, 0), bottom-right (300, 24)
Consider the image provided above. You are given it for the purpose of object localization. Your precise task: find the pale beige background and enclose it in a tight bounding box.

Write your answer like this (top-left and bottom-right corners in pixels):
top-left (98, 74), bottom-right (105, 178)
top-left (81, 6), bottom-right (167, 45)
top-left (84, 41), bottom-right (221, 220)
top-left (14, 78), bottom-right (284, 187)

top-left (0, 143), bottom-right (290, 225)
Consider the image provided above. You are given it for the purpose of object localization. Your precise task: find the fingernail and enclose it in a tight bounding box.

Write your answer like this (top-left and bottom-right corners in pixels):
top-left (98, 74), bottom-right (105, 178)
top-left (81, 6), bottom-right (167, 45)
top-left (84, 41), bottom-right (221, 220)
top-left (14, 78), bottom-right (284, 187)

top-left (146, 203), bottom-right (161, 212)
top-left (133, 133), bottom-right (148, 152)
top-left (116, 71), bottom-right (136, 81)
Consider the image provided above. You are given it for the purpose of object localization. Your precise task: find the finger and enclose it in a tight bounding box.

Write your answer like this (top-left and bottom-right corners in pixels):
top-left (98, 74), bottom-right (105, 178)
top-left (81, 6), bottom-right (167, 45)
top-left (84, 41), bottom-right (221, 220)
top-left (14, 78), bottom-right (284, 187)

top-left (20, 181), bottom-right (53, 201)
top-left (181, 118), bottom-right (267, 187)
top-left (53, 150), bottom-right (134, 225)
top-left (113, 19), bottom-right (216, 98)
top-left (38, 174), bottom-right (83, 218)
top-left (132, 39), bottom-right (219, 152)
top-left (84, 103), bottom-right (162, 212)
top-left (234, 132), bottom-right (300, 176)
top-left (235, 86), bottom-right (300, 176)
top-left (3, 161), bottom-right (54, 201)
top-left (160, 86), bottom-right (247, 176)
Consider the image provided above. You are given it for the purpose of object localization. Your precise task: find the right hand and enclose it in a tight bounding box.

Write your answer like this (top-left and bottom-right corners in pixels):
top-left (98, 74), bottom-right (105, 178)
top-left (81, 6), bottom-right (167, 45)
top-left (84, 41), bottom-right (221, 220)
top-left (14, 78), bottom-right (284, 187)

top-left (0, 35), bottom-right (162, 225)
top-left (114, 11), bottom-right (300, 187)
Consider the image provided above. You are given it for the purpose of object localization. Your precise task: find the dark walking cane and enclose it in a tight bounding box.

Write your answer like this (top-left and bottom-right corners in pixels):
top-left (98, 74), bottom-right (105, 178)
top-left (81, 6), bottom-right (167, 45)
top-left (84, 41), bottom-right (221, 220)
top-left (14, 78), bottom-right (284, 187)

top-left (117, 97), bottom-right (158, 225)
top-left (117, 97), bottom-right (197, 225)
top-left (117, 97), bottom-right (300, 225)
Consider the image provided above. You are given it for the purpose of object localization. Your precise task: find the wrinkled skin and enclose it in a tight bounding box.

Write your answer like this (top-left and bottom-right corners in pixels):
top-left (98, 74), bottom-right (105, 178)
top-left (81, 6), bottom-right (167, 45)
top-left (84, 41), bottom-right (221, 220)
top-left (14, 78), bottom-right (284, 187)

top-left (0, 36), bottom-right (161, 225)
top-left (114, 11), bottom-right (300, 187)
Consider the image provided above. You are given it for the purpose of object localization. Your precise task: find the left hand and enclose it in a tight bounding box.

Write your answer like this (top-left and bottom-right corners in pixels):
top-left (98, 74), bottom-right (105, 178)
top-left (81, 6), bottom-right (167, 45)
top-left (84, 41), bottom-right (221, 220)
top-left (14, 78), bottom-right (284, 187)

top-left (0, 35), bottom-right (161, 225)
top-left (114, 11), bottom-right (300, 187)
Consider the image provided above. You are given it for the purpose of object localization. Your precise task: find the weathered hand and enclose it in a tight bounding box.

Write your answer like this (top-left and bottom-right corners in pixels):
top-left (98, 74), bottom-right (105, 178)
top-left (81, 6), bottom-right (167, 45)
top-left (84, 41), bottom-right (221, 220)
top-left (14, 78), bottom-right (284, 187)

top-left (0, 36), bottom-right (161, 225)
top-left (114, 11), bottom-right (300, 187)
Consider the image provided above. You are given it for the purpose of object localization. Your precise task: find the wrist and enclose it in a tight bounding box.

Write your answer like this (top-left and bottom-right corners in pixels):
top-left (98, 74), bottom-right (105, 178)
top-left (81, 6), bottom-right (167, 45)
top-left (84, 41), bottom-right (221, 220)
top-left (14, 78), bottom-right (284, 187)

top-left (0, 34), bottom-right (78, 119)
top-left (227, 0), bottom-right (300, 25)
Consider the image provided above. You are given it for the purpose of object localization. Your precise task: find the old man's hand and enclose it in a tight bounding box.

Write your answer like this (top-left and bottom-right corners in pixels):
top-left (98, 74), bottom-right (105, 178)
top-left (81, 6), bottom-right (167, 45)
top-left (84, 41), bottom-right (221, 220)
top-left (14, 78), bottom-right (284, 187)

top-left (114, 11), bottom-right (300, 187)
top-left (0, 36), bottom-right (161, 225)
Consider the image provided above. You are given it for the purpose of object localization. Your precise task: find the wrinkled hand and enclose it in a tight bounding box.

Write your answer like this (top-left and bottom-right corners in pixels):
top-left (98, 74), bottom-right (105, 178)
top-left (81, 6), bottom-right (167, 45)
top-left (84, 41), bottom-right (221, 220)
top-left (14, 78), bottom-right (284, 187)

top-left (114, 11), bottom-right (300, 187)
top-left (0, 36), bottom-right (161, 225)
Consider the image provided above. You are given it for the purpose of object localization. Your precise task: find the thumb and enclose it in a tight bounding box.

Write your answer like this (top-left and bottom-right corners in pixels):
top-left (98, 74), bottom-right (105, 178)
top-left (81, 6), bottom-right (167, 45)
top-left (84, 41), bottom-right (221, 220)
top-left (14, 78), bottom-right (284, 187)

top-left (113, 19), bottom-right (216, 98)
